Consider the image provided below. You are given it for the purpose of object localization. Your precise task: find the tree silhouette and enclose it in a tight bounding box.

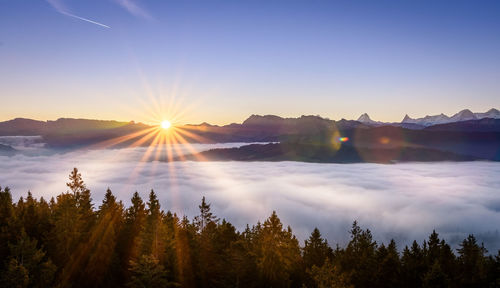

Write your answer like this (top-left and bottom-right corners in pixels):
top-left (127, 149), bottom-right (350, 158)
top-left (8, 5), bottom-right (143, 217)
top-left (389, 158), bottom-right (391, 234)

top-left (457, 234), bottom-right (488, 287)
top-left (194, 196), bottom-right (218, 232)
top-left (303, 227), bottom-right (333, 269)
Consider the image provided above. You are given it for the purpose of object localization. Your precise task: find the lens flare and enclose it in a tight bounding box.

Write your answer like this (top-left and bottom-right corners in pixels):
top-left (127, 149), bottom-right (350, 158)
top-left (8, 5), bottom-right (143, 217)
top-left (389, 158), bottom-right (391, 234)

top-left (379, 136), bottom-right (390, 144)
top-left (353, 126), bottom-right (404, 163)
top-left (338, 137), bottom-right (349, 142)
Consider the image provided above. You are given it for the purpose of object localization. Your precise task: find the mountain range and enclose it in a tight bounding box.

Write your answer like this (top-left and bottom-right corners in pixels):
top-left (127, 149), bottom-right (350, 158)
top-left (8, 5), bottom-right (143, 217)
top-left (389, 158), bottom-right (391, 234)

top-left (0, 108), bottom-right (499, 162)
top-left (357, 108), bottom-right (500, 127)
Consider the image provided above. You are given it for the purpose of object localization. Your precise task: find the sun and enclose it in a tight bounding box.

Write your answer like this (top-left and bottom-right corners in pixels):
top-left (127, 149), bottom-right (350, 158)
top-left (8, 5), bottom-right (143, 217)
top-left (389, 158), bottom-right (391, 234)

top-left (160, 120), bottom-right (171, 129)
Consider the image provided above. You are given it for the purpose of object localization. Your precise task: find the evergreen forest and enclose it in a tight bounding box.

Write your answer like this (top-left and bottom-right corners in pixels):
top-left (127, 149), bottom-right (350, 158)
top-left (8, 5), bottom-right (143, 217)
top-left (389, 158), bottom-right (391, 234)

top-left (1, 168), bottom-right (499, 288)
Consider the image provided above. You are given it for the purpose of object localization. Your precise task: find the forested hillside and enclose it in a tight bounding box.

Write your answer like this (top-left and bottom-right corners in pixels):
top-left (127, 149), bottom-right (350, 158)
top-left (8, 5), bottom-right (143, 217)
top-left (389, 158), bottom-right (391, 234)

top-left (0, 168), bottom-right (499, 288)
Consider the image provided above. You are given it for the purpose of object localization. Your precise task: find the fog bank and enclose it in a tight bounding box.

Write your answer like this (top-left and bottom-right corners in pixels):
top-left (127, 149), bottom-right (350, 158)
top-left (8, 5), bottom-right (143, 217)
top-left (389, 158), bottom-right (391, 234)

top-left (0, 144), bottom-right (499, 252)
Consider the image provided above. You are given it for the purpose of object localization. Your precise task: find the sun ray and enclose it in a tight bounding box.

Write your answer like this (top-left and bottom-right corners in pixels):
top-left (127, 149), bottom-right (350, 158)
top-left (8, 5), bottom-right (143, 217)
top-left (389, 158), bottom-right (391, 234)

top-left (164, 130), bottom-right (175, 163)
top-left (172, 130), bottom-right (209, 161)
top-left (170, 132), bottom-right (188, 161)
top-left (153, 132), bottom-right (166, 162)
top-left (140, 130), bottom-right (163, 162)
top-left (89, 127), bottom-right (157, 150)
top-left (175, 127), bottom-right (213, 145)
top-left (123, 129), bottom-right (164, 186)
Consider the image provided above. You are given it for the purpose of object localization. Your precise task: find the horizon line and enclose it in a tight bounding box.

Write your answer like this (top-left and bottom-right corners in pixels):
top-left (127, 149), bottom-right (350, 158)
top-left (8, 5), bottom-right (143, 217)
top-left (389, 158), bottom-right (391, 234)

top-left (0, 107), bottom-right (498, 127)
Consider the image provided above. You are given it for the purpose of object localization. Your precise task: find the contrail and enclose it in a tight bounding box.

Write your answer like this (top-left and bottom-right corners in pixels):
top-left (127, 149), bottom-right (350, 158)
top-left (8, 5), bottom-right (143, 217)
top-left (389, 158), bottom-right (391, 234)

top-left (61, 11), bottom-right (110, 29)
top-left (47, 0), bottom-right (110, 29)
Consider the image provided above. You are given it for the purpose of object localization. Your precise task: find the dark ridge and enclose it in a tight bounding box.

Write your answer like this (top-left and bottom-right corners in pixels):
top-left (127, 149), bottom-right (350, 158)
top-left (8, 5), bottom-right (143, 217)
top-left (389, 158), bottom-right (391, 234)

top-left (182, 142), bottom-right (479, 163)
top-left (0, 115), bottom-right (498, 162)
top-left (424, 118), bottom-right (500, 132)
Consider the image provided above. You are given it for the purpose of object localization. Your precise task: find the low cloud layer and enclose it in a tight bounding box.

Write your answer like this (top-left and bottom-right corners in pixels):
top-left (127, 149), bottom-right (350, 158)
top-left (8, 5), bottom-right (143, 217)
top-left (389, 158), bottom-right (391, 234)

top-left (1, 142), bottom-right (499, 252)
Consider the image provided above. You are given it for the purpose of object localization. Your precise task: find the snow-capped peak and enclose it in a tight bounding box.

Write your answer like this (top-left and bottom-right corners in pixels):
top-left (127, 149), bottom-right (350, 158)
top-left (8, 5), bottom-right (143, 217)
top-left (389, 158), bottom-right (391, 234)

top-left (450, 109), bottom-right (476, 122)
top-left (357, 113), bottom-right (377, 124)
top-left (402, 114), bottom-right (414, 123)
top-left (474, 108), bottom-right (500, 119)
top-left (351, 108), bottom-right (498, 128)
top-left (399, 108), bottom-right (498, 127)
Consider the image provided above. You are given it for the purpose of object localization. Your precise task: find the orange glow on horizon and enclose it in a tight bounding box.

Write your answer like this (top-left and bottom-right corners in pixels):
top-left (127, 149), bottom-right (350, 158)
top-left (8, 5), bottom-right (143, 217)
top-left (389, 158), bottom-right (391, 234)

top-left (88, 88), bottom-right (211, 165)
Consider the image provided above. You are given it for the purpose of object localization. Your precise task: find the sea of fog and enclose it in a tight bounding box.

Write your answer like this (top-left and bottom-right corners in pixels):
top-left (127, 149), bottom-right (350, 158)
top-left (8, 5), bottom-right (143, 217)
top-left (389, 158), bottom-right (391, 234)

top-left (0, 138), bottom-right (499, 253)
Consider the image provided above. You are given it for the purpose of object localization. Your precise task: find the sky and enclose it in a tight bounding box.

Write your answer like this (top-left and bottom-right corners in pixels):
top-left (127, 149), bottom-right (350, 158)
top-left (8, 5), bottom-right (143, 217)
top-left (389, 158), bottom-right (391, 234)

top-left (1, 0), bottom-right (499, 125)
top-left (1, 139), bottom-right (500, 252)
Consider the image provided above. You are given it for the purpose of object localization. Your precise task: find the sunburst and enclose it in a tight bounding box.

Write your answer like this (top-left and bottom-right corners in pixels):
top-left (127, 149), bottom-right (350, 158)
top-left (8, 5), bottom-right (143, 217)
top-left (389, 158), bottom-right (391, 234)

top-left (89, 88), bottom-right (214, 165)
top-left (161, 120), bottom-right (171, 129)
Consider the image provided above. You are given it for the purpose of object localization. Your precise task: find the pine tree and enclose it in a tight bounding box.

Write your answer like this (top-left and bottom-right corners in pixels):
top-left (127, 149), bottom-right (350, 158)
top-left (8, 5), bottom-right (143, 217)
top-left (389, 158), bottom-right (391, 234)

top-left (175, 216), bottom-right (197, 288)
top-left (438, 240), bottom-right (456, 285)
top-left (99, 188), bottom-right (118, 212)
top-left (194, 196), bottom-right (218, 232)
top-left (49, 192), bottom-right (80, 267)
top-left (82, 188), bottom-right (124, 287)
top-left (7, 230), bottom-right (56, 287)
top-left (303, 227), bottom-right (333, 268)
top-left (142, 190), bottom-right (166, 260)
top-left (127, 255), bottom-right (170, 288)
top-left (52, 170), bottom-right (95, 287)
top-left (308, 258), bottom-right (353, 288)
top-left (113, 191), bottom-right (147, 286)
top-left (422, 230), bottom-right (456, 285)
top-left (457, 234), bottom-right (488, 287)
top-left (20, 192), bottom-right (39, 239)
top-left (426, 230), bottom-right (441, 264)
top-left (489, 251), bottom-right (500, 286)
top-left (67, 168), bottom-right (85, 196)
top-left (0, 186), bottom-right (15, 270)
top-left (423, 260), bottom-right (449, 288)
top-left (228, 224), bottom-right (257, 288)
top-left (35, 197), bottom-right (53, 250)
top-left (254, 211), bottom-right (301, 287)
top-left (0, 187), bottom-right (13, 225)
top-left (341, 221), bottom-right (377, 287)
top-left (375, 239), bottom-right (400, 288)
top-left (121, 191), bottom-right (147, 268)
top-left (68, 168), bottom-right (95, 234)
top-left (401, 241), bottom-right (426, 288)
top-left (161, 211), bottom-right (180, 286)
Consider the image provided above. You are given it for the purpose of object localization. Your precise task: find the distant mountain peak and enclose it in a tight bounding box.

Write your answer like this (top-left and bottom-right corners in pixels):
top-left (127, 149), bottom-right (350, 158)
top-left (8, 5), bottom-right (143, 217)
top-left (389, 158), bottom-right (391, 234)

top-left (402, 114), bottom-right (413, 122)
top-left (243, 114), bottom-right (283, 123)
top-left (357, 113), bottom-right (376, 124)
top-left (457, 109), bottom-right (473, 115)
top-left (475, 108), bottom-right (500, 119)
top-left (399, 108), bottom-right (499, 127)
top-left (185, 122), bottom-right (216, 127)
top-left (451, 109), bottom-right (476, 121)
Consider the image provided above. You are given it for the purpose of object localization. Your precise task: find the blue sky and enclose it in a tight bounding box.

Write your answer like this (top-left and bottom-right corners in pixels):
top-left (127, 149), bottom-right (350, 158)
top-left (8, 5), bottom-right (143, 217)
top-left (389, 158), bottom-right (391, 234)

top-left (1, 0), bottom-right (499, 124)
